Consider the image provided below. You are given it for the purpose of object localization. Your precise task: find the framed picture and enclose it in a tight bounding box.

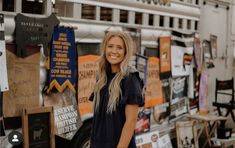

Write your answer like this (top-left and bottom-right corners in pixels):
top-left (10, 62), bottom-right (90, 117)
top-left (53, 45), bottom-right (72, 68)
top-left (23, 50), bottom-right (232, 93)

top-left (135, 54), bottom-right (148, 85)
top-left (176, 121), bottom-right (198, 148)
top-left (210, 34), bottom-right (217, 59)
top-left (22, 107), bottom-right (55, 148)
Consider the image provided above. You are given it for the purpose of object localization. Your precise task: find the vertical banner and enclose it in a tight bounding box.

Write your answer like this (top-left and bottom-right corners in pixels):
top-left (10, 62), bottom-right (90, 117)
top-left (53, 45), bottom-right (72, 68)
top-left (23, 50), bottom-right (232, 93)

top-left (199, 71), bottom-right (209, 114)
top-left (145, 57), bottom-right (163, 107)
top-left (78, 55), bottom-right (99, 116)
top-left (159, 36), bottom-right (171, 79)
top-left (3, 44), bottom-right (40, 117)
top-left (171, 31), bottom-right (194, 77)
top-left (48, 26), bottom-right (76, 93)
top-left (0, 14), bottom-right (8, 92)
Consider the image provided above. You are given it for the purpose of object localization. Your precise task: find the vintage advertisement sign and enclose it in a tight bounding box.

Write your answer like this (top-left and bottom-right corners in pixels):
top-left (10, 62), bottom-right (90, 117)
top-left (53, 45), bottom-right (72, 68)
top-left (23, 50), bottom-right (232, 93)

top-left (0, 14), bottom-right (8, 92)
top-left (78, 55), bottom-right (99, 116)
top-left (15, 13), bottom-right (59, 57)
top-left (159, 36), bottom-right (171, 79)
top-left (171, 31), bottom-right (194, 77)
top-left (3, 44), bottom-right (40, 117)
top-left (145, 57), bottom-right (163, 107)
top-left (43, 89), bottom-right (82, 140)
top-left (135, 108), bottom-right (151, 135)
top-left (47, 26), bottom-right (76, 93)
top-left (170, 77), bottom-right (188, 120)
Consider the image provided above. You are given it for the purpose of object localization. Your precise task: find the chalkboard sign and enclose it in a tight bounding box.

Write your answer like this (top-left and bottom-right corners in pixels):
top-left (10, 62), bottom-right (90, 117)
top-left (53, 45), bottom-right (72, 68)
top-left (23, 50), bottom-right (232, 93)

top-left (22, 107), bottom-right (54, 148)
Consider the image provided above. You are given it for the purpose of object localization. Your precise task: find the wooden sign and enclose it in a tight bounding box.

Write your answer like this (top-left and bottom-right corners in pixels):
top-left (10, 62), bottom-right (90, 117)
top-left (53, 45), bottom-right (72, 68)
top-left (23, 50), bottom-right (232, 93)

top-left (22, 107), bottom-right (55, 148)
top-left (3, 44), bottom-right (40, 117)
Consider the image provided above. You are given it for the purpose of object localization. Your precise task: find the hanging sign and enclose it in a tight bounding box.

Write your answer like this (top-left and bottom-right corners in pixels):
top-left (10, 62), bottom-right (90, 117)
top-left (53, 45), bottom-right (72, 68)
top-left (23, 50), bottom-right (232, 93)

top-left (43, 89), bottom-right (82, 139)
top-left (171, 31), bottom-right (194, 77)
top-left (47, 26), bottom-right (76, 93)
top-left (3, 44), bottom-right (40, 117)
top-left (145, 57), bottom-right (163, 107)
top-left (15, 13), bottom-right (59, 57)
top-left (78, 55), bottom-right (99, 116)
top-left (159, 36), bottom-right (171, 79)
top-left (0, 14), bottom-right (9, 92)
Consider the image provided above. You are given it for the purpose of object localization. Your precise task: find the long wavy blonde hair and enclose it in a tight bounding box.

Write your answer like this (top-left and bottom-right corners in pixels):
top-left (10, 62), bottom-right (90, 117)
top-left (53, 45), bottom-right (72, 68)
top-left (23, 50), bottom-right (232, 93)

top-left (93, 31), bottom-right (135, 113)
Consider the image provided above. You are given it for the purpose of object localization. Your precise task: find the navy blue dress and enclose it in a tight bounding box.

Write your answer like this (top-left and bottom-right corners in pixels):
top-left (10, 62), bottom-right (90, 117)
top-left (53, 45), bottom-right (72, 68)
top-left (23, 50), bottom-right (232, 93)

top-left (89, 71), bottom-right (144, 148)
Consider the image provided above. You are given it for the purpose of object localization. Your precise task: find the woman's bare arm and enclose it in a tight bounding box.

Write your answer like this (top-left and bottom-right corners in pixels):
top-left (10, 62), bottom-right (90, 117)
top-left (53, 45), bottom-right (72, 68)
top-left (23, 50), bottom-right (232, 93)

top-left (117, 104), bottom-right (139, 148)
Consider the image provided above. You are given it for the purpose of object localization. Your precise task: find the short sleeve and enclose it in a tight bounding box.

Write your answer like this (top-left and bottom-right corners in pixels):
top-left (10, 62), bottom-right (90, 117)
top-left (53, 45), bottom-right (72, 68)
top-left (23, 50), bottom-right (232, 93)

top-left (120, 72), bottom-right (144, 107)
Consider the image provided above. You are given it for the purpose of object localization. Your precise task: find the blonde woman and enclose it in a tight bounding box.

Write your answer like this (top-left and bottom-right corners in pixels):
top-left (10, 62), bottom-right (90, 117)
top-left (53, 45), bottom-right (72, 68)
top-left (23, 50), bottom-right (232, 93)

top-left (89, 31), bottom-right (144, 148)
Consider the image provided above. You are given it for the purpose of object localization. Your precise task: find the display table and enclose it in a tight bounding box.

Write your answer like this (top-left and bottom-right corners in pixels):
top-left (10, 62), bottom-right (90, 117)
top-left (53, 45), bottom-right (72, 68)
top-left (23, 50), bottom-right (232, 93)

top-left (211, 136), bottom-right (235, 148)
top-left (186, 114), bottom-right (227, 148)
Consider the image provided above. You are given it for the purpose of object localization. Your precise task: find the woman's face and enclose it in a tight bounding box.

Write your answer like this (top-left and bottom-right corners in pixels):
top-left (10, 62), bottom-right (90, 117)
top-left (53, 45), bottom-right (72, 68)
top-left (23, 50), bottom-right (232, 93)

top-left (105, 36), bottom-right (126, 72)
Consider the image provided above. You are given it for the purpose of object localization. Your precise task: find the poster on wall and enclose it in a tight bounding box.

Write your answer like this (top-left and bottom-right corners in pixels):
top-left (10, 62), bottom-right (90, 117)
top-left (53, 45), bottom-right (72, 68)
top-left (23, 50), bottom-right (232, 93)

top-left (15, 13), bottom-right (59, 57)
top-left (0, 14), bottom-right (9, 92)
top-left (169, 77), bottom-right (188, 120)
top-left (210, 34), bottom-right (217, 59)
top-left (47, 26), bottom-right (76, 93)
top-left (159, 36), bottom-right (171, 79)
top-left (171, 31), bottom-right (194, 77)
top-left (43, 88), bottom-right (82, 140)
top-left (144, 57), bottom-right (163, 108)
top-left (202, 40), bottom-right (214, 69)
top-left (78, 55), bottom-right (99, 116)
top-left (3, 44), bottom-right (40, 117)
